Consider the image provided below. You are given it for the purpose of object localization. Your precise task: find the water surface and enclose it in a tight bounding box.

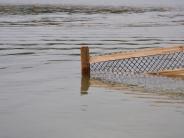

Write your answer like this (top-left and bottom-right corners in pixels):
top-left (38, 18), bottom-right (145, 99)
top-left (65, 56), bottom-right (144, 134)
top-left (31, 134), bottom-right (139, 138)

top-left (0, 1), bottom-right (184, 138)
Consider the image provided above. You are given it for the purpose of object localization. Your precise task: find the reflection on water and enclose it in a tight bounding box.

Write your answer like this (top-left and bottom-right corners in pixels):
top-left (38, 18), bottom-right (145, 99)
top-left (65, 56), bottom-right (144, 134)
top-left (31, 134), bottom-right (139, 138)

top-left (1, 3), bottom-right (184, 138)
top-left (81, 75), bottom-right (90, 95)
top-left (81, 73), bottom-right (184, 104)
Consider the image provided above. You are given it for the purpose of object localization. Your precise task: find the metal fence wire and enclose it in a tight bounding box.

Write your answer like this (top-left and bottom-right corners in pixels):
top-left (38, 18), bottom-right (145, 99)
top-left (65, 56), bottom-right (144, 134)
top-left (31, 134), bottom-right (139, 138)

top-left (90, 51), bottom-right (184, 74)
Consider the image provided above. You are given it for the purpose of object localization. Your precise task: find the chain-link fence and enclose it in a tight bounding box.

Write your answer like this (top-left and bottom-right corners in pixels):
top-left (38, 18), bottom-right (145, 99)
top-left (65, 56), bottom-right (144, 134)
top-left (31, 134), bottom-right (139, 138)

top-left (81, 46), bottom-right (184, 93)
top-left (90, 46), bottom-right (184, 92)
top-left (90, 51), bottom-right (184, 74)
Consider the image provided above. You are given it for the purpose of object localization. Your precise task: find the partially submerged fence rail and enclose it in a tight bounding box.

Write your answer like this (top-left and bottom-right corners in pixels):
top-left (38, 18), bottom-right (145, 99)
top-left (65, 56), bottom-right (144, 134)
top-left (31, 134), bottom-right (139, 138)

top-left (80, 45), bottom-right (184, 78)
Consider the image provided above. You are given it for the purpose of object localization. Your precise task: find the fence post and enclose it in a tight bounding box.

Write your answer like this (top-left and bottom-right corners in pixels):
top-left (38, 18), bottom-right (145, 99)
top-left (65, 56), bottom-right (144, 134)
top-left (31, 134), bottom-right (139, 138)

top-left (80, 46), bottom-right (90, 77)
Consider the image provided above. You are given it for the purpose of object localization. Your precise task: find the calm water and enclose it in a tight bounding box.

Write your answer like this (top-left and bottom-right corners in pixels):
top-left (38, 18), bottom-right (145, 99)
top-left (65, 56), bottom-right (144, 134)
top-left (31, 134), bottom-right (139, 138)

top-left (0, 0), bottom-right (184, 138)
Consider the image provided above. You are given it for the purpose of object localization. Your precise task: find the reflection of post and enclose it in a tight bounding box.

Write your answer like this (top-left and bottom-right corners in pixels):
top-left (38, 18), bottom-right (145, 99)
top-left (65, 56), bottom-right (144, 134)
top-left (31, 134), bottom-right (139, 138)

top-left (81, 75), bottom-right (90, 95)
top-left (80, 46), bottom-right (90, 77)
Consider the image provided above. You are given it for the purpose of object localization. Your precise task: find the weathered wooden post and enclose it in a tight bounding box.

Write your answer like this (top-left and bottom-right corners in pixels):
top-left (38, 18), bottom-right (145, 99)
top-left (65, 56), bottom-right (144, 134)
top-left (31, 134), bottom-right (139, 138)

top-left (80, 46), bottom-right (90, 77)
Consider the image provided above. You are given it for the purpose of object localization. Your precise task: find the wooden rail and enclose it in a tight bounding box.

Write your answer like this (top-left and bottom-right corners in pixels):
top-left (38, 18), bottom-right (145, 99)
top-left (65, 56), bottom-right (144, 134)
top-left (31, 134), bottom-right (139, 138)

top-left (90, 45), bottom-right (184, 64)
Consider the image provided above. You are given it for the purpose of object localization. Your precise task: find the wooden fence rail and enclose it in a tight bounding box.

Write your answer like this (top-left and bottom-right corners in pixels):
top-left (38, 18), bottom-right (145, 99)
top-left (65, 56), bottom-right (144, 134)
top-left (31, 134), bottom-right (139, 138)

top-left (90, 45), bottom-right (184, 64)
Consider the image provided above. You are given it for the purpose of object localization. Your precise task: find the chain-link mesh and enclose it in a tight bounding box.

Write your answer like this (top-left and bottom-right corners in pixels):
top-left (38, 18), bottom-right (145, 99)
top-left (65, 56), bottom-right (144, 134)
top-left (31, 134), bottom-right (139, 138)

top-left (89, 49), bottom-right (184, 93)
top-left (90, 51), bottom-right (184, 74)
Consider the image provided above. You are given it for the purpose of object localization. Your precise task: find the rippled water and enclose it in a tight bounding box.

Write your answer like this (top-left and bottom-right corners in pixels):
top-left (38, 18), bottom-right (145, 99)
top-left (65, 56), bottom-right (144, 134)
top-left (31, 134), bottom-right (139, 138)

top-left (0, 1), bottom-right (184, 138)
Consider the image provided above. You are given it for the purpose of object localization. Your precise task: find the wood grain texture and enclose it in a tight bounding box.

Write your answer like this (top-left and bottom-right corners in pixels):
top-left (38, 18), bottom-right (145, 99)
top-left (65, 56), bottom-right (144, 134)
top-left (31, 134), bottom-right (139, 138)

top-left (90, 45), bottom-right (184, 64)
top-left (80, 46), bottom-right (90, 77)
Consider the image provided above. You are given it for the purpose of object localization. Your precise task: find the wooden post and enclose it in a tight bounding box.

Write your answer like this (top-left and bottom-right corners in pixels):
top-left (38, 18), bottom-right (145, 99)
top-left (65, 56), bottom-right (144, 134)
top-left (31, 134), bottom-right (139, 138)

top-left (80, 46), bottom-right (90, 77)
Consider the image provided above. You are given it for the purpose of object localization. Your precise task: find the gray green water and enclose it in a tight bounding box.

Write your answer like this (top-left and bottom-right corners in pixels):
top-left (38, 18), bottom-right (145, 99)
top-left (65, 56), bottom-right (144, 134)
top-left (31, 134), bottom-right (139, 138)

top-left (0, 1), bottom-right (184, 138)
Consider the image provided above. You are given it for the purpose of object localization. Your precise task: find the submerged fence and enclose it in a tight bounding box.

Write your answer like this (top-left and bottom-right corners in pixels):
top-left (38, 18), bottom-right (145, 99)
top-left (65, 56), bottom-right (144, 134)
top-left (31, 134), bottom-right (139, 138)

top-left (80, 45), bottom-right (184, 77)
top-left (80, 45), bottom-right (184, 94)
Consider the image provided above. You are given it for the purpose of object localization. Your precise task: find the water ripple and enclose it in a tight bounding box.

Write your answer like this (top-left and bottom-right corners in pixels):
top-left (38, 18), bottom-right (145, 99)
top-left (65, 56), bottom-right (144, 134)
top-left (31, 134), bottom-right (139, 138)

top-left (0, 5), bottom-right (170, 15)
